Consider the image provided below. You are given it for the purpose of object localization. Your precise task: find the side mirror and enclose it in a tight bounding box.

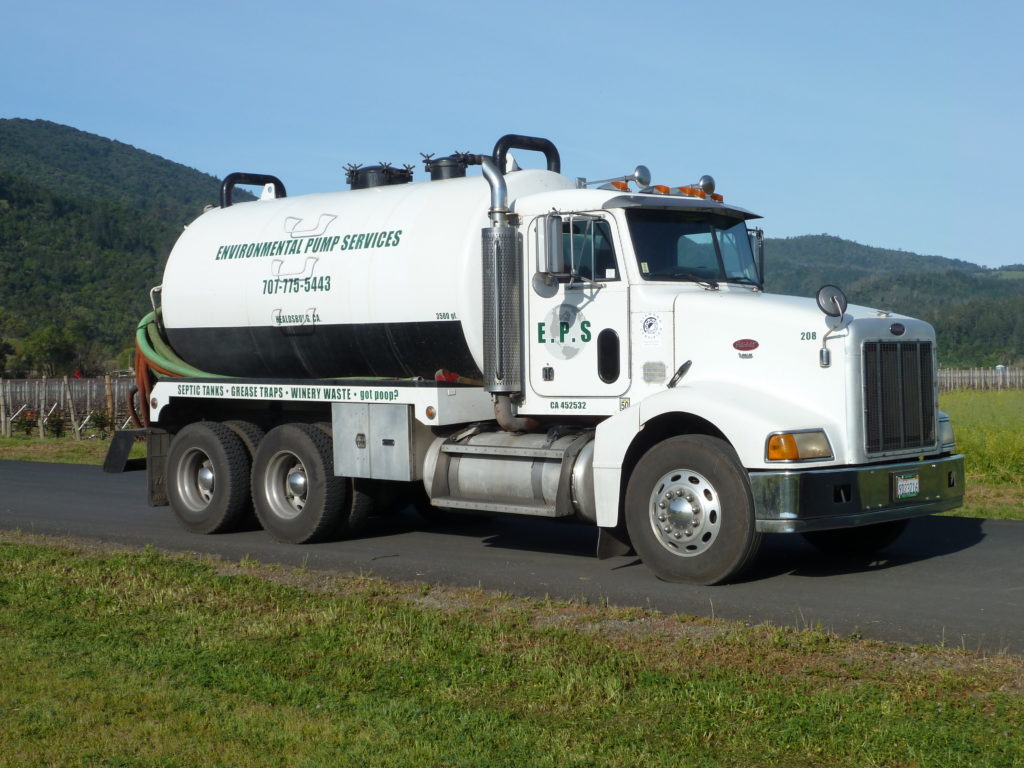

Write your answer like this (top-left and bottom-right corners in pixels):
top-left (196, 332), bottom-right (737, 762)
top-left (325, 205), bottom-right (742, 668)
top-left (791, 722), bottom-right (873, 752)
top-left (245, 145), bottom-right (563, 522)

top-left (748, 228), bottom-right (765, 284)
top-left (541, 214), bottom-right (565, 275)
top-left (816, 284), bottom-right (849, 319)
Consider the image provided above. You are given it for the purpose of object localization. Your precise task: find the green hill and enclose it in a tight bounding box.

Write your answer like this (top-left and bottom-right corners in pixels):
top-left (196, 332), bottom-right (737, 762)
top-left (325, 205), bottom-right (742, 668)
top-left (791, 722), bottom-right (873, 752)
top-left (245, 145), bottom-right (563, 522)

top-left (0, 118), bottom-right (227, 225)
top-left (0, 169), bottom-right (175, 374)
top-left (0, 119), bottom-right (242, 376)
top-left (0, 119), bottom-right (1021, 374)
top-left (765, 235), bottom-right (1024, 366)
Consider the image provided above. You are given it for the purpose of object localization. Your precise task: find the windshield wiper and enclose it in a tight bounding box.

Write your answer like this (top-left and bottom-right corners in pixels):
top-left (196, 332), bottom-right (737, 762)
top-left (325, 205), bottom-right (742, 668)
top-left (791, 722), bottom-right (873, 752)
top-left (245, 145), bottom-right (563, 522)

top-left (663, 271), bottom-right (719, 290)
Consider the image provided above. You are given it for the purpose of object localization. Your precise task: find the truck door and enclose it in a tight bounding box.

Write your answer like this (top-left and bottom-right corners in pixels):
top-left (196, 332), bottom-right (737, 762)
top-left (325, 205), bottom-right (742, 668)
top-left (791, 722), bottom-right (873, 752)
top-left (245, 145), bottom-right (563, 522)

top-left (527, 214), bottom-right (630, 398)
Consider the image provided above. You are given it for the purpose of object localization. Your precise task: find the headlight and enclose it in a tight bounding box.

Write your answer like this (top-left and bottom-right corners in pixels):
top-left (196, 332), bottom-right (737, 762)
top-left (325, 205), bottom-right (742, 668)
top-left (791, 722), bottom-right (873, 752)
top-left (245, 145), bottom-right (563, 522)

top-left (765, 429), bottom-right (834, 462)
top-left (938, 413), bottom-right (956, 452)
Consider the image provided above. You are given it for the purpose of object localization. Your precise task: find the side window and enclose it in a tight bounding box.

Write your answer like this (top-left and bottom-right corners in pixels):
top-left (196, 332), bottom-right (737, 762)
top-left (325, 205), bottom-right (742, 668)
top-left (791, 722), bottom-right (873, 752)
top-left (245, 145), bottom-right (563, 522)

top-left (562, 219), bottom-right (619, 281)
top-left (717, 226), bottom-right (748, 276)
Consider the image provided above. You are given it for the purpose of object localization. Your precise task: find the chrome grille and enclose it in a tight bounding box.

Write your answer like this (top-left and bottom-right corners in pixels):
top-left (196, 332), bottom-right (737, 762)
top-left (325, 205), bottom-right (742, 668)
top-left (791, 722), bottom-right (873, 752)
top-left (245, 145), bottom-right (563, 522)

top-left (863, 341), bottom-right (936, 454)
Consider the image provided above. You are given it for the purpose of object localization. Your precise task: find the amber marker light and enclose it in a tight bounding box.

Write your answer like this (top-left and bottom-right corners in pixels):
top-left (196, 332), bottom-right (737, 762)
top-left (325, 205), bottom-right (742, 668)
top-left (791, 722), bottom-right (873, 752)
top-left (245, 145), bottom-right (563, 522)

top-left (425, 406), bottom-right (437, 420)
top-left (652, 184), bottom-right (672, 194)
top-left (766, 430), bottom-right (833, 462)
top-left (677, 186), bottom-right (707, 198)
top-left (610, 180), bottom-right (630, 191)
top-left (767, 433), bottom-right (799, 461)
top-left (710, 193), bottom-right (724, 202)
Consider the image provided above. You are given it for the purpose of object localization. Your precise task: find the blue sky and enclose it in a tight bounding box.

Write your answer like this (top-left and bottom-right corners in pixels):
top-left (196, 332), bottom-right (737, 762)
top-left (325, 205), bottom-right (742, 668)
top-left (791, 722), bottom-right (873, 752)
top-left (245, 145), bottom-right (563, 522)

top-left (2, 0), bottom-right (1020, 267)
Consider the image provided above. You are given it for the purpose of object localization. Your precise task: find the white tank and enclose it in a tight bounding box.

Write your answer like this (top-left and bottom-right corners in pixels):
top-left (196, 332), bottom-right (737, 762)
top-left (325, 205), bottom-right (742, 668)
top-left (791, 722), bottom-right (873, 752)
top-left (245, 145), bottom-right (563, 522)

top-left (160, 169), bottom-right (573, 378)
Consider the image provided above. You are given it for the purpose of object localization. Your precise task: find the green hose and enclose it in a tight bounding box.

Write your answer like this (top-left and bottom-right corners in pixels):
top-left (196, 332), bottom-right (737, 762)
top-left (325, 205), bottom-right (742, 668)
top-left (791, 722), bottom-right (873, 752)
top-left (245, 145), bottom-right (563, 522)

top-left (136, 310), bottom-right (405, 383)
top-left (136, 311), bottom-right (228, 378)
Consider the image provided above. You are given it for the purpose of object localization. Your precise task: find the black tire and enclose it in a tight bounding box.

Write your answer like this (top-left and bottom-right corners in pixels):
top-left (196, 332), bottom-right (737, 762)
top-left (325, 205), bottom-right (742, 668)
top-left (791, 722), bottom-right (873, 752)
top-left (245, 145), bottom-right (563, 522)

top-left (223, 420), bottom-right (265, 459)
top-left (167, 422), bottom-right (251, 534)
top-left (222, 420), bottom-right (266, 529)
top-left (625, 435), bottom-right (762, 585)
top-left (252, 423), bottom-right (371, 543)
top-left (802, 519), bottom-right (909, 557)
top-left (346, 479), bottom-right (374, 534)
top-left (315, 421), bottom-right (372, 532)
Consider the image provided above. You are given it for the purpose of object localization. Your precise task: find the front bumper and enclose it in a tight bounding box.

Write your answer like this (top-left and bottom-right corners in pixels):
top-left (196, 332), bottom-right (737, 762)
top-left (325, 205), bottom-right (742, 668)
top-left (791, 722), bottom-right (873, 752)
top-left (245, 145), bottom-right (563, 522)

top-left (749, 454), bottom-right (965, 534)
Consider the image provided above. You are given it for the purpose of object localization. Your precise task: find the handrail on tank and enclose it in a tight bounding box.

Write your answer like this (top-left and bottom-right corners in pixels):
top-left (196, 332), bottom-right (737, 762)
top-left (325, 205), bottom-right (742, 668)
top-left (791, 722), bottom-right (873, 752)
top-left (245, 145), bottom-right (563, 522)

top-left (492, 134), bottom-right (560, 174)
top-left (220, 172), bottom-right (288, 208)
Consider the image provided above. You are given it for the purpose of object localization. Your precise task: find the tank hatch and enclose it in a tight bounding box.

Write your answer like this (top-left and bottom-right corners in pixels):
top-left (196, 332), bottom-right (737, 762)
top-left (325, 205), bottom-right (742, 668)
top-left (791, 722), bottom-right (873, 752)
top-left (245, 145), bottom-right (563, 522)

top-left (345, 162), bottom-right (415, 190)
top-left (421, 151), bottom-right (473, 181)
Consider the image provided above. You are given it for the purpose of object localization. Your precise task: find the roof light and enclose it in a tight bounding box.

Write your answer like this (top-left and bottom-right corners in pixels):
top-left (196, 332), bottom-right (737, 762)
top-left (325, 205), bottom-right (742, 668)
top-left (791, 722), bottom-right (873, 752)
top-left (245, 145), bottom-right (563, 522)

top-left (710, 193), bottom-right (724, 202)
top-left (610, 180), bottom-right (630, 191)
top-left (652, 184), bottom-right (672, 194)
top-left (677, 186), bottom-right (707, 199)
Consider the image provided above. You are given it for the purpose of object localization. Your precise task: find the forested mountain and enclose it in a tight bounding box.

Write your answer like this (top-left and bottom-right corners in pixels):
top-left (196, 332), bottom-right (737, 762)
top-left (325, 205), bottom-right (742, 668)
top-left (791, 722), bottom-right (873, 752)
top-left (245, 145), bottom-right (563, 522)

top-left (0, 118), bottom-right (228, 226)
top-left (0, 118), bottom-right (1021, 374)
top-left (0, 169), bottom-right (173, 373)
top-left (0, 119), bottom-right (238, 375)
top-left (766, 236), bottom-right (1024, 366)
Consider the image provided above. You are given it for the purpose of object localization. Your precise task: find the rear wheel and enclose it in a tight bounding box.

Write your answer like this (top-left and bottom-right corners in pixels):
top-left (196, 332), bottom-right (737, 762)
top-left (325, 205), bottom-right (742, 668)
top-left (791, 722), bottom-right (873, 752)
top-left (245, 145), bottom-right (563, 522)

top-left (802, 519), bottom-right (909, 557)
top-left (625, 435), bottom-right (761, 585)
top-left (223, 420), bottom-right (265, 460)
top-left (222, 420), bottom-right (265, 528)
top-left (167, 422), bottom-right (250, 534)
top-left (252, 423), bottom-right (371, 543)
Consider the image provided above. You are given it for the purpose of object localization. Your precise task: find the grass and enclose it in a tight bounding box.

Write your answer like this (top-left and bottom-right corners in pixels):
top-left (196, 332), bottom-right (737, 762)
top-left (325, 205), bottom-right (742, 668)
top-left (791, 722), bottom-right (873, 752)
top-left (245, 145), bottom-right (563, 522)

top-left (1, 533), bottom-right (1022, 767)
top-left (940, 390), bottom-right (1024, 519)
top-left (0, 434), bottom-right (145, 464)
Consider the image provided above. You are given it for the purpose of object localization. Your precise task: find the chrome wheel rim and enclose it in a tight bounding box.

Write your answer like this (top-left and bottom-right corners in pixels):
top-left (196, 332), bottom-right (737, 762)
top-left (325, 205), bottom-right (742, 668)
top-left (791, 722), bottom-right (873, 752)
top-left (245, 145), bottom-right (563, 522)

top-left (177, 448), bottom-right (215, 512)
top-left (264, 451), bottom-right (308, 520)
top-left (648, 468), bottom-right (721, 557)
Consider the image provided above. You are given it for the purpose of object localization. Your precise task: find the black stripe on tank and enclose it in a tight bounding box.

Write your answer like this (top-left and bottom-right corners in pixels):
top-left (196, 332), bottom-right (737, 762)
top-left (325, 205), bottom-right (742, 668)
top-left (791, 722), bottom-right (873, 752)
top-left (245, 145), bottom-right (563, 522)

top-left (165, 321), bottom-right (483, 380)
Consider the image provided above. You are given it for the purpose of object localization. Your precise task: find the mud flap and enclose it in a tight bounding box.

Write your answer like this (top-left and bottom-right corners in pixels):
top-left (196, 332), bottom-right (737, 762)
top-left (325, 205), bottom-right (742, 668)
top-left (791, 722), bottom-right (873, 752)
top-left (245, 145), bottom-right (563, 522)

top-left (596, 524), bottom-right (634, 559)
top-left (102, 429), bottom-right (147, 473)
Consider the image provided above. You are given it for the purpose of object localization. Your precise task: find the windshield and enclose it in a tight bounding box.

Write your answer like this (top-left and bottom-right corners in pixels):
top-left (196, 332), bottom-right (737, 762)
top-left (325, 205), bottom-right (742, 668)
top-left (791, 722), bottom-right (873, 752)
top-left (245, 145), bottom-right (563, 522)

top-left (626, 209), bottom-right (759, 284)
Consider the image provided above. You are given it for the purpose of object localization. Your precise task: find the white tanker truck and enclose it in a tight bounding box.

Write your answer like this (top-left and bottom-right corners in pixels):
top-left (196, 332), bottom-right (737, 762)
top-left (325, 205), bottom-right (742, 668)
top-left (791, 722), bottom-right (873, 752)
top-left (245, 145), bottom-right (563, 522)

top-left (111, 134), bottom-right (964, 584)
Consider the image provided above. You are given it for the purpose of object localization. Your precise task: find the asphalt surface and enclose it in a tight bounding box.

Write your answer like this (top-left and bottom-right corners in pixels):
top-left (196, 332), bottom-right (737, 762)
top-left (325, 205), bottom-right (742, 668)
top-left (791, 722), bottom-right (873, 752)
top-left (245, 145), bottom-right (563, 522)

top-left (1, 459), bottom-right (1022, 653)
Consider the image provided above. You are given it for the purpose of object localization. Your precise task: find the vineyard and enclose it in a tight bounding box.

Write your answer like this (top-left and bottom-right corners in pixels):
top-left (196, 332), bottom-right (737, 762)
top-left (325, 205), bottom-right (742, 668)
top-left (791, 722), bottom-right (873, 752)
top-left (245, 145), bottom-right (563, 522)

top-left (0, 376), bottom-right (138, 440)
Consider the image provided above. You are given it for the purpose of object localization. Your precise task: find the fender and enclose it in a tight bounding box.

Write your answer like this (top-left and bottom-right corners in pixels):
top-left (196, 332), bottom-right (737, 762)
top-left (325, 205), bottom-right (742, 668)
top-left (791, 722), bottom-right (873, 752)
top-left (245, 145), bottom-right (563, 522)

top-left (592, 381), bottom-right (842, 528)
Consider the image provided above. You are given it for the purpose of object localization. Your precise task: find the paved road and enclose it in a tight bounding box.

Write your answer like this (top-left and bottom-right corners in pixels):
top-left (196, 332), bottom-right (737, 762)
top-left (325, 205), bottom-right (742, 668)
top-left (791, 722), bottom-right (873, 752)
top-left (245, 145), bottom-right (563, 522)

top-left (1, 460), bottom-right (1022, 653)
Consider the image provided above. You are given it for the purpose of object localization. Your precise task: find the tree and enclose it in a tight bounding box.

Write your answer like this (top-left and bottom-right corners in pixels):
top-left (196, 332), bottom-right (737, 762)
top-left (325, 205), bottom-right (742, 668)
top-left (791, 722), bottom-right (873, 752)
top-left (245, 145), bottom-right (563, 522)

top-left (21, 325), bottom-right (77, 376)
top-left (0, 337), bottom-right (13, 376)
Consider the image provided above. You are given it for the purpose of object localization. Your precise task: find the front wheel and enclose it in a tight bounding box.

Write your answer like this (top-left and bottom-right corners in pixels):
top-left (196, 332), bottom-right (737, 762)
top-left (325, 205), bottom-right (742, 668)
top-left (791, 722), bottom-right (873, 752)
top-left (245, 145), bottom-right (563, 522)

top-left (625, 435), bottom-right (761, 585)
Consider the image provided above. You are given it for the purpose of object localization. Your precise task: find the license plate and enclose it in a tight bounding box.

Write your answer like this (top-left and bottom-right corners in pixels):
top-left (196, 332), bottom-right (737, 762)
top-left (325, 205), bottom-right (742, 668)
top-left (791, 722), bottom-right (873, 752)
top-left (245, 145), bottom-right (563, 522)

top-left (893, 472), bottom-right (920, 501)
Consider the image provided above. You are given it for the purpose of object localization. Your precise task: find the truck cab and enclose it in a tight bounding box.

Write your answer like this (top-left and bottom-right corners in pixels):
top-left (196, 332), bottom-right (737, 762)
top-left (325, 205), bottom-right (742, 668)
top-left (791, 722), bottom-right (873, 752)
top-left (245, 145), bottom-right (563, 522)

top-left (504, 173), bottom-right (961, 583)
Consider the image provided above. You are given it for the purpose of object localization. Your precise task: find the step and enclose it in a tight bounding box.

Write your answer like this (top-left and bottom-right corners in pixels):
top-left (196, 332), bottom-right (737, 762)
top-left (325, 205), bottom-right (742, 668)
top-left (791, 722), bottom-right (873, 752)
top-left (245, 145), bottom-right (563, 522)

top-left (429, 496), bottom-right (566, 518)
top-left (440, 444), bottom-right (565, 459)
